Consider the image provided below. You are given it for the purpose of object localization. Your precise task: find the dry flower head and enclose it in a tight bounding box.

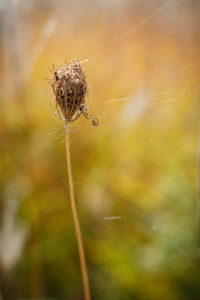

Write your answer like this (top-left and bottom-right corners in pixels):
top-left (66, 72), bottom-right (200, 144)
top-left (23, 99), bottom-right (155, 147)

top-left (49, 59), bottom-right (99, 126)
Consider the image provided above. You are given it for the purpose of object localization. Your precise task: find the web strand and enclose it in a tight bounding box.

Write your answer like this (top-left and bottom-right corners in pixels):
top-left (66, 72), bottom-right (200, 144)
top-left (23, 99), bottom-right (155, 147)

top-left (81, 0), bottom-right (173, 60)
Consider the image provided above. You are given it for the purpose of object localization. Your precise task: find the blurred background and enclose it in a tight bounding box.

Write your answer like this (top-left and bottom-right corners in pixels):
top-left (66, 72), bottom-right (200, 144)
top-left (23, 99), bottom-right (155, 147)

top-left (0, 0), bottom-right (200, 299)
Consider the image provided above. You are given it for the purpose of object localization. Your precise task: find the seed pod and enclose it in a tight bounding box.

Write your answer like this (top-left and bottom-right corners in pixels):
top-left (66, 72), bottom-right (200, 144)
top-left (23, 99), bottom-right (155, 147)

top-left (50, 60), bottom-right (87, 123)
top-left (50, 59), bottom-right (99, 126)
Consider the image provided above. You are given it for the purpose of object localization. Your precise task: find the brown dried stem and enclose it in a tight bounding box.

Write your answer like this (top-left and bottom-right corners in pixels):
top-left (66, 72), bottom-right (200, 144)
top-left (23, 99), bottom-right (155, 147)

top-left (65, 124), bottom-right (91, 300)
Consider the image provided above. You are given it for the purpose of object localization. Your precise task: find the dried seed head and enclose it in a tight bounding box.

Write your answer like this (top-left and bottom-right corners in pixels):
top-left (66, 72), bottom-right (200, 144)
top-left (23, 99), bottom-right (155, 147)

top-left (50, 60), bottom-right (87, 123)
top-left (49, 59), bottom-right (99, 126)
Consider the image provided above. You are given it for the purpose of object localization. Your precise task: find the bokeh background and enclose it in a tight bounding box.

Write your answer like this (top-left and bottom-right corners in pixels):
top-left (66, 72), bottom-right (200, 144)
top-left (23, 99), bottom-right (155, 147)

top-left (0, 0), bottom-right (200, 299)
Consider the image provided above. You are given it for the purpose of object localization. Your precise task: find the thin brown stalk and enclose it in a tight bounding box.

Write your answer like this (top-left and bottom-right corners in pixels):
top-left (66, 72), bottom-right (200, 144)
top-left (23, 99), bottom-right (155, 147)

top-left (65, 124), bottom-right (91, 300)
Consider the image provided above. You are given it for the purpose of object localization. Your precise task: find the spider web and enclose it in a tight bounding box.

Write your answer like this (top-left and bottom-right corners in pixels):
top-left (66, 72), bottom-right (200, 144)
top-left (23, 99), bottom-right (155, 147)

top-left (50, 0), bottom-right (199, 136)
top-left (67, 0), bottom-right (199, 131)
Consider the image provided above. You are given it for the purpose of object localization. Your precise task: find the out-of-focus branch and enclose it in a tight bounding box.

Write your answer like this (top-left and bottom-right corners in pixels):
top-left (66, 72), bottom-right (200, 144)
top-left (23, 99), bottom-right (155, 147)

top-left (23, 16), bottom-right (57, 82)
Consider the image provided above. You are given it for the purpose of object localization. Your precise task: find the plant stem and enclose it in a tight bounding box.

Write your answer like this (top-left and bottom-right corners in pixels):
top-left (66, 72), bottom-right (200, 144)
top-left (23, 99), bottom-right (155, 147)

top-left (65, 124), bottom-right (91, 300)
